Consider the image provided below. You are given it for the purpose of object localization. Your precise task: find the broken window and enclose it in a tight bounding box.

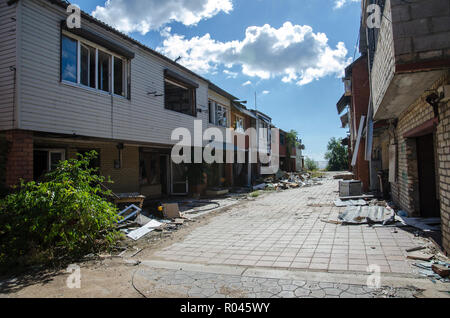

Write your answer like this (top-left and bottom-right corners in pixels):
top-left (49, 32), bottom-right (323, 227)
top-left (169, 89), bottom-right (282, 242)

top-left (215, 104), bottom-right (228, 127)
top-left (235, 115), bottom-right (244, 133)
top-left (165, 78), bottom-right (196, 116)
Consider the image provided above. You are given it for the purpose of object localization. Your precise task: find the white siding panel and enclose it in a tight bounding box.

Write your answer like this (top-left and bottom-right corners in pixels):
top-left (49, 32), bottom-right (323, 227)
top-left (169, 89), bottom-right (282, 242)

top-left (18, 0), bottom-right (210, 146)
top-left (0, 0), bottom-right (17, 130)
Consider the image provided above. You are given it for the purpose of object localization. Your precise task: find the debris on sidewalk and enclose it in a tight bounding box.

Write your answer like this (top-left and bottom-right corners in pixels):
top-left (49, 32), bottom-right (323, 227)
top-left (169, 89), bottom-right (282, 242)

top-left (432, 264), bottom-right (450, 278)
top-left (338, 206), bottom-right (396, 225)
top-left (126, 220), bottom-right (163, 241)
top-left (257, 171), bottom-right (323, 192)
top-left (321, 218), bottom-right (342, 225)
top-left (334, 198), bottom-right (368, 207)
top-left (163, 203), bottom-right (181, 219)
top-left (413, 261), bottom-right (450, 282)
top-left (406, 246), bottom-right (427, 253)
top-left (395, 216), bottom-right (441, 232)
top-left (407, 251), bottom-right (434, 261)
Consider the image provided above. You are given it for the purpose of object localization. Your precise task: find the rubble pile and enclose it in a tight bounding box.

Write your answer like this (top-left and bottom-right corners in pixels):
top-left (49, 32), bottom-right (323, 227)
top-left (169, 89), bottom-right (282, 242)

top-left (253, 171), bottom-right (323, 191)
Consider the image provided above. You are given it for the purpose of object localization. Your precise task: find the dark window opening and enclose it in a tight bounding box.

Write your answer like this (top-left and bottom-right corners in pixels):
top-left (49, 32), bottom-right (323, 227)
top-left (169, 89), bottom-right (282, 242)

top-left (98, 50), bottom-right (111, 92)
top-left (80, 44), bottom-right (96, 88)
top-left (114, 57), bottom-right (124, 96)
top-left (164, 78), bottom-right (196, 116)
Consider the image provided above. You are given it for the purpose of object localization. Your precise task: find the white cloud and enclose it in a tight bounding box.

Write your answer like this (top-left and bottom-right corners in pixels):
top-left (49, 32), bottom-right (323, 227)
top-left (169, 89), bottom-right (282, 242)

top-left (262, 90), bottom-right (270, 95)
top-left (158, 22), bottom-right (351, 86)
top-left (223, 70), bottom-right (238, 78)
top-left (92, 0), bottom-right (233, 34)
top-left (242, 80), bottom-right (252, 86)
top-left (334, 0), bottom-right (359, 9)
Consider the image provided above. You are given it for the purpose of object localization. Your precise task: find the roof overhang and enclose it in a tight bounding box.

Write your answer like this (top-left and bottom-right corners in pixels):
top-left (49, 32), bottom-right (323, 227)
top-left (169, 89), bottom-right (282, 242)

top-left (337, 94), bottom-right (351, 114)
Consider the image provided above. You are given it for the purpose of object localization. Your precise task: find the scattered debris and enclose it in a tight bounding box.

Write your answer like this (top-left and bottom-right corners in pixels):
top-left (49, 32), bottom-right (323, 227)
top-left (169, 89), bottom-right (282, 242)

top-left (162, 203), bottom-right (181, 219)
top-left (126, 220), bottom-right (163, 241)
top-left (334, 199), bottom-right (368, 207)
top-left (396, 217), bottom-right (441, 232)
top-left (406, 246), bottom-right (427, 253)
top-left (118, 204), bottom-right (142, 224)
top-left (333, 173), bottom-right (354, 180)
top-left (407, 251), bottom-right (434, 261)
top-left (413, 261), bottom-right (450, 282)
top-left (321, 218), bottom-right (342, 225)
top-left (338, 206), bottom-right (396, 225)
top-left (339, 180), bottom-right (362, 197)
top-left (252, 183), bottom-right (267, 191)
top-left (339, 194), bottom-right (375, 200)
top-left (432, 264), bottom-right (450, 278)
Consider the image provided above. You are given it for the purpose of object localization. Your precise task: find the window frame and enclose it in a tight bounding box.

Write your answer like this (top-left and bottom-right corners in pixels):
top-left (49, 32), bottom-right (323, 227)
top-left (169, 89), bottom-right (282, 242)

top-left (164, 76), bottom-right (197, 117)
top-left (61, 31), bottom-right (130, 99)
top-left (208, 100), bottom-right (229, 128)
top-left (234, 114), bottom-right (245, 133)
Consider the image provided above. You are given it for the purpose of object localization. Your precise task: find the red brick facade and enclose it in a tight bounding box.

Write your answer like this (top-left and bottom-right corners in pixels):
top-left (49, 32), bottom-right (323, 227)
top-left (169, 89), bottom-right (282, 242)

top-left (5, 130), bottom-right (33, 187)
top-left (350, 57), bottom-right (371, 192)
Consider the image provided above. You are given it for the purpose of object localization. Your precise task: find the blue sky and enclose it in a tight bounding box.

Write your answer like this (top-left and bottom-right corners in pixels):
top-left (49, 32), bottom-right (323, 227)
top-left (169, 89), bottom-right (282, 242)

top-left (73, 0), bottom-right (361, 161)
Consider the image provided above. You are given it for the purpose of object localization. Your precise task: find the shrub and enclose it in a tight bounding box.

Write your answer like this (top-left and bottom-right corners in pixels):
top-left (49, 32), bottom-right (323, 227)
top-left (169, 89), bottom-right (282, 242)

top-left (305, 157), bottom-right (319, 171)
top-left (0, 151), bottom-right (122, 270)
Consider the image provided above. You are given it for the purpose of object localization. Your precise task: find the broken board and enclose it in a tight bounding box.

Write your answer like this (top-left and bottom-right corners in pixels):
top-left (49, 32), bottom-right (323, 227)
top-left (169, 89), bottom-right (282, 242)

top-left (127, 220), bottom-right (163, 241)
top-left (163, 203), bottom-right (181, 219)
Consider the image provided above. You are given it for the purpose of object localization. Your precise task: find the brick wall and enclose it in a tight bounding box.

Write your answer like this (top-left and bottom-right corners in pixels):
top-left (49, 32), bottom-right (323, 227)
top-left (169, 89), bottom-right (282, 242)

top-left (372, 0), bottom-right (396, 115)
top-left (391, 0), bottom-right (450, 64)
top-left (390, 70), bottom-right (450, 255)
top-left (5, 130), bottom-right (33, 187)
top-left (66, 143), bottom-right (140, 193)
top-left (351, 56), bottom-right (371, 192)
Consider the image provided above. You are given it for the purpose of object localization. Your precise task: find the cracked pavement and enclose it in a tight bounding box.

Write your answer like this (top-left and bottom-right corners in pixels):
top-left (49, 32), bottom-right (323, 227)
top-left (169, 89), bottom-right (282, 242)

top-left (133, 265), bottom-right (418, 298)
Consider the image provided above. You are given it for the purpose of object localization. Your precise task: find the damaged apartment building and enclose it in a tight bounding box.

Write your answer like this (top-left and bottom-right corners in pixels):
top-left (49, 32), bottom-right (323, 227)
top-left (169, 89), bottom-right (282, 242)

top-left (337, 0), bottom-right (450, 255)
top-left (0, 0), bottom-right (298, 198)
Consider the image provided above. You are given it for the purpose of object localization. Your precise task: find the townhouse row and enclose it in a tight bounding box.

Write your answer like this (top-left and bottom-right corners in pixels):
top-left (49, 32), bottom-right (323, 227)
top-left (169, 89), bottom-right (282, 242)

top-left (0, 0), bottom-right (305, 198)
top-left (337, 0), bottom-right (450, 254)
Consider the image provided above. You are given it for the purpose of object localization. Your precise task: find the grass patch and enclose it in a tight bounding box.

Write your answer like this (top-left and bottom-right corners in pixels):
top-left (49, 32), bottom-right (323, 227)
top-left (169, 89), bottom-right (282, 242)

top-left (308, 170), bottom-right (325, 179)
top-left (249, 191), bottom-right (262, 198)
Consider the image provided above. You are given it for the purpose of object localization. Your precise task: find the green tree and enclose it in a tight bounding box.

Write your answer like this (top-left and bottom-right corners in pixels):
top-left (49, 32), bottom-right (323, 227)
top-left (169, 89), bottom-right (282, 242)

top-left (285, 130), bottom-right (300, 171)
top-left (325, 137), bottom-right (348, 171)
top-left (305, 157), bottom-right (319, 171)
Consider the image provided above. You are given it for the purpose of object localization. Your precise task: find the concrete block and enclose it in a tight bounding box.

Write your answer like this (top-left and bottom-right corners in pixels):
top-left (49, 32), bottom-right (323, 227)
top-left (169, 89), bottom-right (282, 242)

top-left (391, 4), bottom-right (411, 22)
top-left (393, 37), bottom-right (413, 56)
top-left (431, 16), bottom-right (450, 33)
top-left (410, 0), bottom-right (450, 19)
top-left (413, 32), bottom-right (450, 52)
top-left (393, 19), bottom-right (429, 38)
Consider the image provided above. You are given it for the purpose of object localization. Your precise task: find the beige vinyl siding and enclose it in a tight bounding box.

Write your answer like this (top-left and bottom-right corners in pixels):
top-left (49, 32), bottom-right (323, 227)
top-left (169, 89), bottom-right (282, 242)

top-left (18, 0), bottom-right (209, 145)
top-left (0, 0), bottom-right (17, 130)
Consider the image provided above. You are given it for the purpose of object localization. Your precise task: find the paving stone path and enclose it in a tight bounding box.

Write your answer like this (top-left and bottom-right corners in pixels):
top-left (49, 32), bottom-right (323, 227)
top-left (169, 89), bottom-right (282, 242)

top-left (134, 266), bottom-right (417, 298)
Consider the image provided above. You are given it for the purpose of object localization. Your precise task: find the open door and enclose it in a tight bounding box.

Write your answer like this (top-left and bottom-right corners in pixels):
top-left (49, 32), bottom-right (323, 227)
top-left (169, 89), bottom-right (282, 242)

top-left (416, 134), bottom-right (440, 218)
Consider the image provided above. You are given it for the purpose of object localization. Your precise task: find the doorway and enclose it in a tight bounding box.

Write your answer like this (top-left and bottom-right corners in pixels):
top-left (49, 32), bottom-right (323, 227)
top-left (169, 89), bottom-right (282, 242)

top-left (416, 134), bottom-right (440, 218)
